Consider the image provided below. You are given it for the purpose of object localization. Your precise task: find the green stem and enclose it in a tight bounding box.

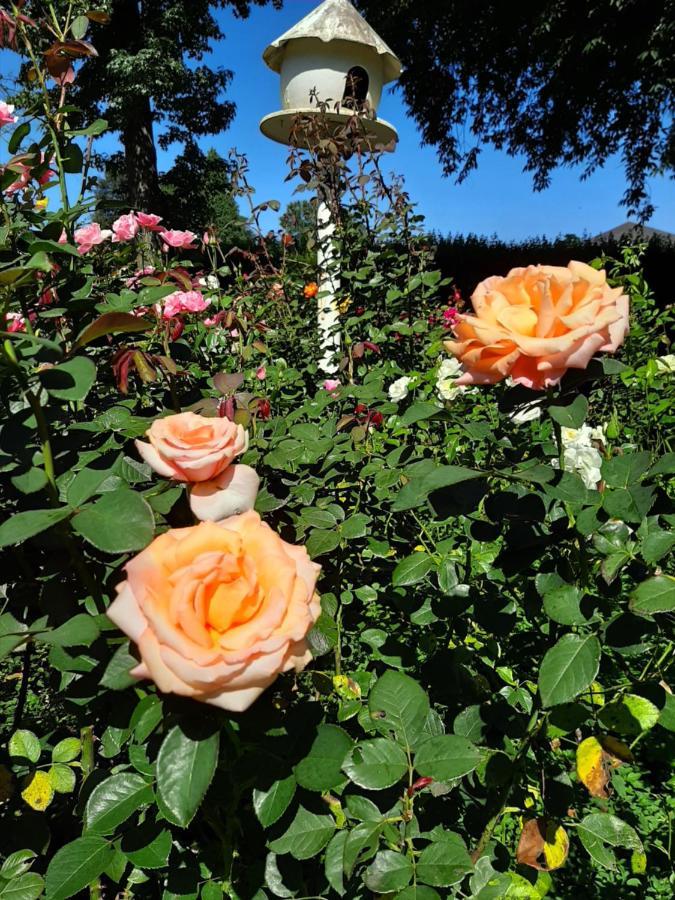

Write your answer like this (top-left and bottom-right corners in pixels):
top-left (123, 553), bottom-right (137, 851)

top-left (471, 714), bottom-right (546, 863)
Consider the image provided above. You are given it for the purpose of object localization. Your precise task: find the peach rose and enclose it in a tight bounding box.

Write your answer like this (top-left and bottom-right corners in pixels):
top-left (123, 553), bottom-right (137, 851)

top-left (107, 511), bottom-right (321, 711)
top-left (136, 411), bottom-right (248, 482)
top-left (445, 261), bottom-right (629, 390)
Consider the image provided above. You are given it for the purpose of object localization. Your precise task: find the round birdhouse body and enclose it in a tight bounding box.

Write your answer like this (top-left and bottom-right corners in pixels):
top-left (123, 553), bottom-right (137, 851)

top-left (260, 0), bottom-right (401, 149)
top-left (280, 38), bottom-right (385, 113)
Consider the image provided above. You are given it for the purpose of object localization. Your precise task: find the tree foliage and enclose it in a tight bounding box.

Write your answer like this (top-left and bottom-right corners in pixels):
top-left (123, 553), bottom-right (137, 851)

top-left (356, 0), bottom-right (675, 219)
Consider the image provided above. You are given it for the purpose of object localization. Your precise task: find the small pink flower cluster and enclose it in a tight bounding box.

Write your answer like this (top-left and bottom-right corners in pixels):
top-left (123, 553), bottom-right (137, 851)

top-left (73, 211), bottom-right (199, 255)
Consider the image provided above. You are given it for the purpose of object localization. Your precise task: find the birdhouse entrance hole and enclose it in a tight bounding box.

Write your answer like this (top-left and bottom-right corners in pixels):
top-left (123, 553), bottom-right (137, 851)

top-left (343, 66), bottom-right (369, 109)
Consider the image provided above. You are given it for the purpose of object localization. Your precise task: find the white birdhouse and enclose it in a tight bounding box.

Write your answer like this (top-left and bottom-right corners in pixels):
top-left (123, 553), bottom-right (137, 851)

top-left (260, 0), bottom-right (401, 148)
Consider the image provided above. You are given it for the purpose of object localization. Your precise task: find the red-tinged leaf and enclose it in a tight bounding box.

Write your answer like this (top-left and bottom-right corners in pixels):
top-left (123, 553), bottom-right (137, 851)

top-left (213, 372), bottom-right (244, 395)
top-left (74, 312), bottom-right (151, 348)
top-left (86, 10), bottom-right (111, 24)
top-left (252, 339), bottom-right (268, 354)
top-left (132, 351), bottom-right (157, 384)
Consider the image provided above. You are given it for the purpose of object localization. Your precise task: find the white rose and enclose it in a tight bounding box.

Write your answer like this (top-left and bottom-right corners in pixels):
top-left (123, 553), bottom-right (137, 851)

top-left (388, 376), bottom-right (412, 402)
top-left (510, 403), bottom-right (542, 425)
top-left (436, 357), bottom-right (468, 402)
top-left (564, 444), bottom-right (603, 489)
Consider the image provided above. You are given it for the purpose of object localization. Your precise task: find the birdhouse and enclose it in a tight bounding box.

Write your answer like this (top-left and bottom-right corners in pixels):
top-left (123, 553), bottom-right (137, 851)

top-left (260, 0), bottom-right (401, 149)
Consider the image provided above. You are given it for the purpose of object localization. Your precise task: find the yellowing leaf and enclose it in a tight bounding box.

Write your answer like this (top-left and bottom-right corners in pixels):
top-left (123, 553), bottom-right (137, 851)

top-left (588, 681), bottom-right (605, 707)
top-left (516, 818), bottom-right (569, 871)
top-left (21, 770), bottom-right (54, 810)
top-left (631, 850), bottom-right (647, 874)
top-left (576, 735), bottom-right (632, 798)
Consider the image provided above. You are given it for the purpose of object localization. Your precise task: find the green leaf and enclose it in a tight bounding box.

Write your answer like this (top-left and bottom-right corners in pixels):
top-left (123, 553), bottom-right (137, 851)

top-left (306, 528), bottom-right (340, 558)
top-left (268, 806), bottom-right (335, 860)
top-left (0, 873), bottom-right (45, 900)
top-left (413, 735), bottom-right (481, 781)
top-left (602, 485), bottom-right (655, 523)
top-left (52, 737), bottom-right (81, 763)
top-left (74, 312), bottom-right (151, 349)
top-left (156, 723), bottom-right (219, 828)
top-left (343, 822), bottom-right (381, 877)
top-left (11, 468), bottom-right (48, 495)
top-left (630, 575), bottom-right (675, 615)
top-left (39, 357), bottom-right (96, 402)
top-left (49, 764), bottom-right (76, 794)
top-left (67, 466), bottom-right (117, 507)
top-left (0, 613), bottom-right (28, 660)
top-left (295, 725), bottom-right (353, 791)
top-left (538, 634), bottom-right (601, 707)
top-left (601, 452), bottom-right (651, 488)
top-left (306, 611), bottom-right (338, 656)
top-left (71, 13), bottom-right (89, 38)
top-left (45, 836), bottom-right (114, 900)
top-left (72, 489), bottom-right (154, 554)
top-left (1, 851), bottom-right (36, 880)
top-left (400, 402), bottom-right (441, 426)
top-left (85, 773), bottom-right (153, 834)
top-left (546, 472), bottom-right (594, 506)
top-left (343, 739), bottom-right (408, 789)
top-left (253, 775), bottom-right (296, 828)
top-left (368, 670), bottom-right (429, 749)
top-left (548, 394), bottom-right (588, 428)
top-left (120, 820), bottom-right (172, 869)
top-left (396, 888), bottom-right (441, 900)
top-left (598, 694), bottom-right (660, 735)
top-left (640, 529), bottom-right (675, 564)
top-left (658, 692), bottom-right (675, 732)
top-left (649, 453), bottom-right (675, 476)
top-left (39, 614), bottom-right (100, 647)
top-left (8, 122), bottom-right (30, 154)
top-left (341, 513), bottom-right (370, 539)
top-left (542, 584), bottom-right (587, 626)
top-left (416, 834), bottom-right (473, 887)
top-left (325, 830), bottom-right (348, 897)
top-left (363, 850), bottom-right (413, 893)
top-left (0, 507), bottom-right (71, 548)
top-left (392, 553), bottom-right (434, 587)
top-left (577, 813), bottom-right (643, 871)
top-left (393, 466), bottom-right (482, 511)
top-left (8, 730), bottom-right (41, 763)
top-left (100, 641), bottom-right (137, 690)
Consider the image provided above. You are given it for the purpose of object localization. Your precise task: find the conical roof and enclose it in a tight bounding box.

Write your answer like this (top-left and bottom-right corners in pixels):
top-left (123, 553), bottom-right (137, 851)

top-left (263, 0), bottom-right (401, 82)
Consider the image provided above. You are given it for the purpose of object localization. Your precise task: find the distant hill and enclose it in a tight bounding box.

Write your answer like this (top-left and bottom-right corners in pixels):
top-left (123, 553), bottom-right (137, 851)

top-left (593, 221), bottom-right (675, 244)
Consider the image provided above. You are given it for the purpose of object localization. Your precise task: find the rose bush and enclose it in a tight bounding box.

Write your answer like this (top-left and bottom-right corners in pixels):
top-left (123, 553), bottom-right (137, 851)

top-left (0, 9), bottom-right (673, 900)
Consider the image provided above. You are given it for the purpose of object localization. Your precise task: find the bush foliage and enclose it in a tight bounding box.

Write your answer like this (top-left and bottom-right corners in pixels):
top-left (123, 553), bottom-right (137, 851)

top-left (0, 9), bottom-right (674, 900)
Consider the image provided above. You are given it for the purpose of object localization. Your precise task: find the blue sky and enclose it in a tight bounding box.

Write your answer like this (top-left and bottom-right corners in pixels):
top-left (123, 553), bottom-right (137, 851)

top-left (2, 0), bottom-right (674, 241)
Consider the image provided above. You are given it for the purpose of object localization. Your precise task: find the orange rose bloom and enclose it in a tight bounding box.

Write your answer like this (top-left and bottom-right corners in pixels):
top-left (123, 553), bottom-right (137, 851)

top-left (135, 411), bottom-right (248, 483)
top-left (107, 511), bottom-right (321, 711)
top-left (445, 261), bottom-right (629, 390)
top-left (303, 281), bottom-right (319, 299)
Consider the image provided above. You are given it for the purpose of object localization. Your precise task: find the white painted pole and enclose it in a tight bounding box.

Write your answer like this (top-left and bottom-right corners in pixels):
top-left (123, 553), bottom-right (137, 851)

top-left (316, 197), bottom-right (341, 374)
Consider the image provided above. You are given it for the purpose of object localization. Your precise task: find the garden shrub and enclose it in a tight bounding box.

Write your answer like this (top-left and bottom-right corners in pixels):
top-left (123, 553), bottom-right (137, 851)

top-left (0, 8), bottom-right (673, 900)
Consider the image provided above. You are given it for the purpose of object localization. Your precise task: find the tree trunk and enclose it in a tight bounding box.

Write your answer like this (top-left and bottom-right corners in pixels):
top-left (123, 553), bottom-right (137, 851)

top-left (121, 96), bottom-right (161, 211)
top-left (111, 0), bottom-right (161, 211)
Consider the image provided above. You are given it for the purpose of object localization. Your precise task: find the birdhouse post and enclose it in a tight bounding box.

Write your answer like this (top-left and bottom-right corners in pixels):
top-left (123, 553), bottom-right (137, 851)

top-left (260, 0), bottom-right (401, 373)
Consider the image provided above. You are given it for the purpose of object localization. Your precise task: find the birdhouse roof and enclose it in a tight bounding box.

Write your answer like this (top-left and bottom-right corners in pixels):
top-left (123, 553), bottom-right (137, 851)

top-left (263, 0), bottom-right (401, 82)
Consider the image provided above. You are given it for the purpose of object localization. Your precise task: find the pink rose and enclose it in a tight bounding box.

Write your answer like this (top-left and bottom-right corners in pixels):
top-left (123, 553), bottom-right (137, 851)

top-left (162, 290), bottom-right (209, 319)
top-left (135, 411), bottom-right (248, 482)
top-left (5, 312), bottom-right (25, 333)
top-left (0, 101), bottom-right (16, 127)
top-left (74, 222), bottom-right (112, 254)
top-left (322, 379), bottom-right (340, 395)
top-left (106, 511), bottom-right (321, 711)
top-left (137, 212), bottom-right (164, 232)
top-left (160, 229), bottom-right (198, 250)
top-left (112, 212), bottom-right (139, 242)
top-left (446, 261), bottom-right (630, 390)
